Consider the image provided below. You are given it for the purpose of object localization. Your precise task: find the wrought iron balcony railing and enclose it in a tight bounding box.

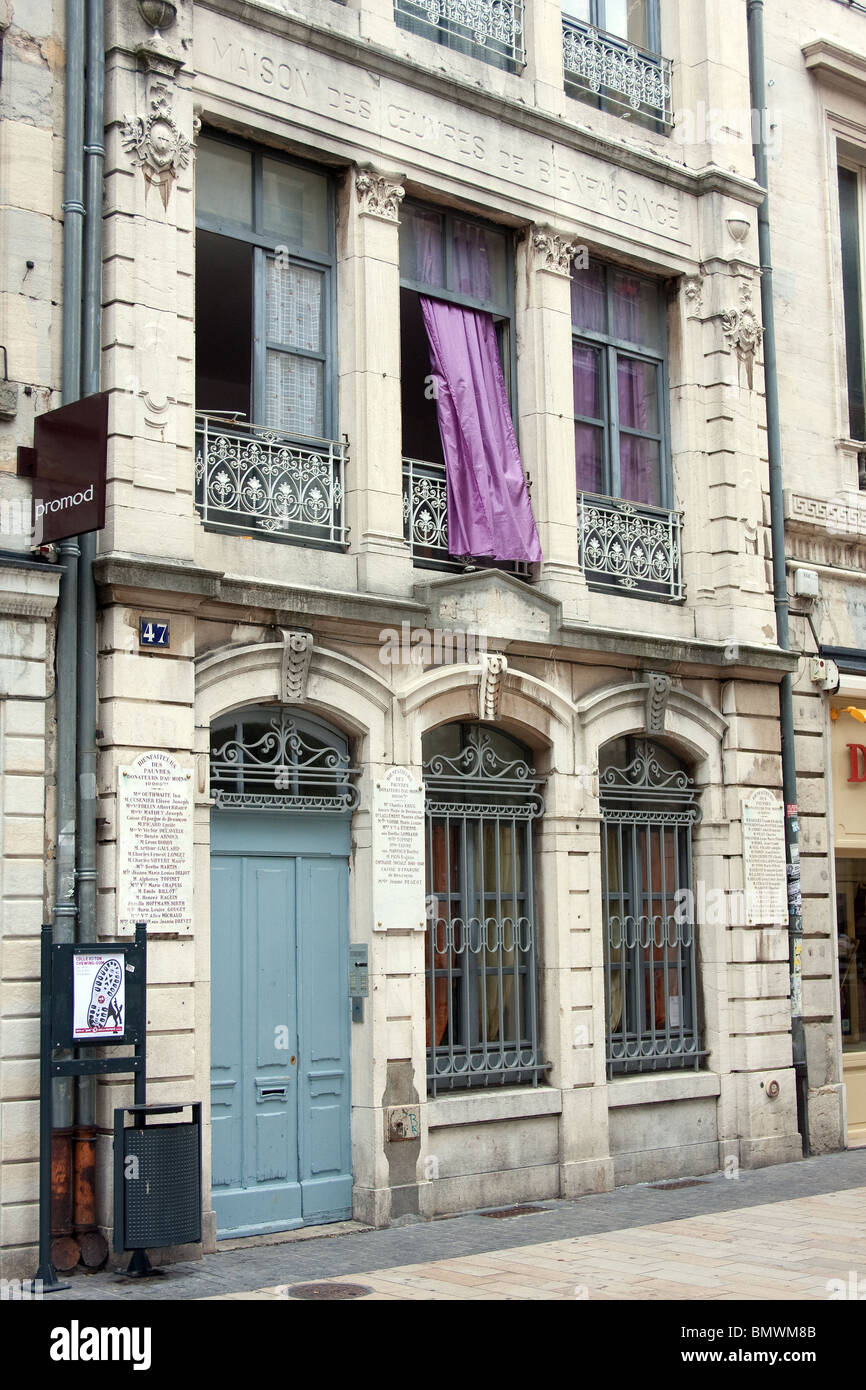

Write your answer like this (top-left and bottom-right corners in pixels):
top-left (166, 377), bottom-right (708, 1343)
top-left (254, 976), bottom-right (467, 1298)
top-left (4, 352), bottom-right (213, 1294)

top-left (395, 0), bottom-right (525, 68)
top-left (403, 456), bottom-right (531, 577)
top-left (578, 492), bottom-right (684, 601)
top-left (195, 414), bottom-right (348, 549)
top-left (562, 16), bottom-right (673, 128)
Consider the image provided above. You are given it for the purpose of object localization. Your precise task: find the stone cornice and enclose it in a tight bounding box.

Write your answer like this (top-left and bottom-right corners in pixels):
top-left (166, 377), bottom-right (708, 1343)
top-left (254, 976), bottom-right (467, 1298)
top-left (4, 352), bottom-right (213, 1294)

top-left (0, 561), bottom-right (61, 619)
top-left (803, 38), bottom-right (866, 94)
top-left (189, 0), bottom-right (766, 211)
top-left (93, 552), bottom-right (797, 679)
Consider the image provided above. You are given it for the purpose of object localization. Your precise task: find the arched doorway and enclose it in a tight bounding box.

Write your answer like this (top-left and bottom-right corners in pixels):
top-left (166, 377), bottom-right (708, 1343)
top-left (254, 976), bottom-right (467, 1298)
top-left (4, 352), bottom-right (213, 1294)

top-left (208, 706), bottom-right (358, 1237)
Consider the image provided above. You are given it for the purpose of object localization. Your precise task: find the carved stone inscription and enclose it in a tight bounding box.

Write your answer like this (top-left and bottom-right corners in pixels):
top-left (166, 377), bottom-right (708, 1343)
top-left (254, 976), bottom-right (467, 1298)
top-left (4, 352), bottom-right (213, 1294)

top-left (742, 788), bottom-right (788, 926)
top-left (197, 14), bottom-right (690, 244)
top-left (372, 766), bottom-right (426, 933)
top-left (118, 751), bottom-right (194, 933)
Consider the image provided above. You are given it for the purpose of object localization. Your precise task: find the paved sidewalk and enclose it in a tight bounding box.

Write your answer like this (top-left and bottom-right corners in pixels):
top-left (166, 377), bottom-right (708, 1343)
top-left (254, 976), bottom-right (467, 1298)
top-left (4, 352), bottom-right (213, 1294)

top-left (52, 1148), bottom-right (866, 1301)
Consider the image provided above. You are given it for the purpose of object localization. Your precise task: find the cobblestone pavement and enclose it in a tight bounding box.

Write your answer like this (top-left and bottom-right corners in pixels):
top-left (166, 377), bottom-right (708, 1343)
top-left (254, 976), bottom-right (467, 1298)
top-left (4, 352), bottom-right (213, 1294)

top-left (51, 1149), bottom-right (866, 1302)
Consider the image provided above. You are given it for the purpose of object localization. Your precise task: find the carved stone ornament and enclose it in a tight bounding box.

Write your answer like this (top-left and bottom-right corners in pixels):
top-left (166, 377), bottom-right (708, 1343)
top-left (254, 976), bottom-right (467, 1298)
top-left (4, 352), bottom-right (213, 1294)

top-left (645, 671), bottom-right (672, 735)
top-left (479, 653), bottom-right (508, 721)
top-left (120, 60), bottom-right (190, 202)
top-left (532, 228), bottom-right (582, 277)
top-left (355, 169), bottom-right (405, 221)
top-left (683, 275), bottom-right (705, 318)
top-left (722, 301), bottom-right (764, 389)
top-left (280, 631), bottom-right (314, 703)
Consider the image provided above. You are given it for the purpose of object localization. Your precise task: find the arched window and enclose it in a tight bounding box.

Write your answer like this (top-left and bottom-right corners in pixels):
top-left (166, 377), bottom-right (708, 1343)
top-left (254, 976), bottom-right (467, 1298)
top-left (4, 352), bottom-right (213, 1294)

top-left (423, 723), bottom-right (545, 1094)
top-left (209, 707), bottom-right (358, 810)
top-left (599, 737), bottom-right (703, 1076)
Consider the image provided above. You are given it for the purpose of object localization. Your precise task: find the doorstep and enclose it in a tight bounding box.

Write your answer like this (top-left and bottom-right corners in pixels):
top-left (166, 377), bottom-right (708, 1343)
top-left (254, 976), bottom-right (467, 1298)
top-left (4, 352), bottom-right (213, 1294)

top-left (216, 1219), bottom-right (372, 1252)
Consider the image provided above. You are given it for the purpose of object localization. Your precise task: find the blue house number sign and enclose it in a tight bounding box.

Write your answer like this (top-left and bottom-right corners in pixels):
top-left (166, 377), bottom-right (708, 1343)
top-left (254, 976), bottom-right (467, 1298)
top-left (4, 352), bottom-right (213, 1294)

top-left (139, 618), bottom-right (170, 649)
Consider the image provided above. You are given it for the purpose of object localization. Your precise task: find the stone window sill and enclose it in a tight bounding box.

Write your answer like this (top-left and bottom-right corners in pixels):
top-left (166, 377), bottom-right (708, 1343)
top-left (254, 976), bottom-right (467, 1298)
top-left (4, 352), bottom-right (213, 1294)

top-left (427, 1087), bottom-right (562, 1129)
top-left (606, 1071), bottom-right (721, 1108)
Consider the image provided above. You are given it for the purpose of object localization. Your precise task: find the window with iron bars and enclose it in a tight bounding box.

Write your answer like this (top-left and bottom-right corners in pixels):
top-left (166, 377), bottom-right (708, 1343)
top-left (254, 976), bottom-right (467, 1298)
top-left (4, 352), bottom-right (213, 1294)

top-left (423, 723), bottom-right (547, 1094)
top-left (600, 737), bottom-right (705, 1077)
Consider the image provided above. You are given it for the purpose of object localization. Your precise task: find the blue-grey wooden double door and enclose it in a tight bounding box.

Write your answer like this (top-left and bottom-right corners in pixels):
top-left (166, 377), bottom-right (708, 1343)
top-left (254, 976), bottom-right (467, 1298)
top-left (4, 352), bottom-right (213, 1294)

top-left (210, 812), bottom-right (352, 1237)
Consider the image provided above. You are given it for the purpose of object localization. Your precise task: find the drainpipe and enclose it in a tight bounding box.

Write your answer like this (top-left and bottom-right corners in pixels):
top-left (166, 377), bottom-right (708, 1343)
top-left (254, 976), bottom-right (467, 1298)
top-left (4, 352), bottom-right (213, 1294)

top-left (52, 0), bottom-right (86, 1270)
top-left (74, 0), bottom-right (106, 1267)
top-left (747, 0), bottom-right (808, 1151)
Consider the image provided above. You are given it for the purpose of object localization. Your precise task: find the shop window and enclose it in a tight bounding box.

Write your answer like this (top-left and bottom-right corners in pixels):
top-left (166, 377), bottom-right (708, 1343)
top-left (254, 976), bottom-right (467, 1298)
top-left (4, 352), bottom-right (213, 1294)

top-left (600, 737), bottom-right (704, 1076)
top-left (423, 723), bottom-right (546, 1094)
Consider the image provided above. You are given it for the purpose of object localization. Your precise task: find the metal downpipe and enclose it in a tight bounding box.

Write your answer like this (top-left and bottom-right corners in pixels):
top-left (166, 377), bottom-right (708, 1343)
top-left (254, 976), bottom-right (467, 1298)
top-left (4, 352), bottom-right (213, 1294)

top-left (51, 0), bottom-right (86, 1270)
top-left (747, 0), bottom-right (808, 1149)
top-left (73, 0), bottom-right (106, 1265)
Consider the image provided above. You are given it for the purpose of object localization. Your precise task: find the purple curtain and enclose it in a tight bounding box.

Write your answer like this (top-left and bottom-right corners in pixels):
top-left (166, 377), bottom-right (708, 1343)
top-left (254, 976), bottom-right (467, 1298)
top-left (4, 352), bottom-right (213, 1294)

top-left (413, 208), bottom-right (444, 288)
top-left (421, 297), bottom-right (542, 563)
top-left (573, 343), bottom-right (603, 494)
top-left (617, 357), bottom-right (660, 505)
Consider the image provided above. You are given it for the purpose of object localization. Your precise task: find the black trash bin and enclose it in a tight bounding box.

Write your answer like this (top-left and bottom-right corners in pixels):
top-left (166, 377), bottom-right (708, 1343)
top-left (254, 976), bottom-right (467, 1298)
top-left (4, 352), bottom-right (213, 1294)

top-left (114, 1103), bottom-right (202, 1274)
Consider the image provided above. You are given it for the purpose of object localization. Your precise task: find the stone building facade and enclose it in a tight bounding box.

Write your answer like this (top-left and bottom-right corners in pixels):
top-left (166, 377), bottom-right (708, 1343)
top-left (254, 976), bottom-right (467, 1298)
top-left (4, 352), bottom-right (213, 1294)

top-left (0, 0), bottom-right (854, 1274)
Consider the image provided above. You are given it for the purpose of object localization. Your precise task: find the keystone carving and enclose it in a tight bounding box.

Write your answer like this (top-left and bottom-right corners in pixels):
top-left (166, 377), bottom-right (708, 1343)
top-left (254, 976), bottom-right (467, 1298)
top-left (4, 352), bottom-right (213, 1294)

top-left (645, 671), bottom-right (672, 735)
top-left (355, 169), bottom-right (405, 221)
top-left (281, 631), bottom-right (314, 703)
top-left (479, 653), bottom-right (508, 721)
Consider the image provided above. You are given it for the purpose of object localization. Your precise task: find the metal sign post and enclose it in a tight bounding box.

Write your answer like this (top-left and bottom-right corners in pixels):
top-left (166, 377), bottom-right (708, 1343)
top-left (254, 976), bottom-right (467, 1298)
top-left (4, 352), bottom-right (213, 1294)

top-left (36, 921), bottom-right (147, 1291)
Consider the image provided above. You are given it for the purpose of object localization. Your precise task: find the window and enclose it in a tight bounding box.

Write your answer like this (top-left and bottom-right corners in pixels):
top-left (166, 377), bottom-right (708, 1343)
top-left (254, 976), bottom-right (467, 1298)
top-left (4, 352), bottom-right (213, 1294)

top-left (572, 259), bottom-right (669, 507)
top-left (573, 259), bottom-right (682, 599)
top-left (839, 164), bottom-right (866, 444)
top-left (194, 134), bottom-right (347, 547)
top-left (423, 723), bottom-right (546, 1094)
top-left (394, 0), bottom-right (525, 71)
top-left (600, 738), bottom-right (703, 1077)
top-left (400, 203), bottom-right (540, 572)
top-left (561, 1), bottom-right (672, 130)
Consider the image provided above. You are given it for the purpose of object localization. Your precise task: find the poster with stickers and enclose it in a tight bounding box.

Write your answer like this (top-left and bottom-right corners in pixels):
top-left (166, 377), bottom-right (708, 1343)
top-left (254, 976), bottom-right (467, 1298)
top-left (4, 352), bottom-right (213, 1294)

top-left (72, 952), bottom-right (126, 1040)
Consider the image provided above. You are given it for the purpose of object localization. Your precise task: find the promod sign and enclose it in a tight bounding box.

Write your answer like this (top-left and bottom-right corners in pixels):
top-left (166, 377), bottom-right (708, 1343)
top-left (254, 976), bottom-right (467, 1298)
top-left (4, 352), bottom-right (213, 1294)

top-left (18, 393), bottom-right (108, 545)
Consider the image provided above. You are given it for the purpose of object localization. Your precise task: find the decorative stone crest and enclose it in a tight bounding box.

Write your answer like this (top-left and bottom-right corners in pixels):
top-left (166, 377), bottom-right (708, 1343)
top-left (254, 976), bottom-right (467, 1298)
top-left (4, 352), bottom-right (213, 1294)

top-left (532, 228), bottom-right (583, 277)
top-left (479, 653), bottom-right (508, 721)
top-left (120, 57), bottom-right (190, 204)
top-left (355, 169), bottom-right (405, 222)
top-left (644, 671), bottom-right (672, 735)
top-left (722, 281), bottom-right (764, 390)
top-left (280, 631), bottom-right (314, 703)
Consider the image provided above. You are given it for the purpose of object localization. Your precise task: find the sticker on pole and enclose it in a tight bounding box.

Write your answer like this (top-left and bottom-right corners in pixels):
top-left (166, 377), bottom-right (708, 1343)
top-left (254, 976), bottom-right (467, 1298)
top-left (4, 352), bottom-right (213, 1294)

top-left (72, 952), bottom-right (126, 1039)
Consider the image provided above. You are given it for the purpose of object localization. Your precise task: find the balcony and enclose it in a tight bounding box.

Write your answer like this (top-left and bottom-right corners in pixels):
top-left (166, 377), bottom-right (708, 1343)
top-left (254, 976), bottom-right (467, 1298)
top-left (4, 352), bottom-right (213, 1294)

top-left (578, 492), bottom-right (684, 601)
top-left (562, 16), bottom-right (673, 128)
top-left (394, 0), bottom-right (525, 68)
top-left (403, 457), bottom-right (531, 577)
top-left (194, 414), bottom-right (348, 549)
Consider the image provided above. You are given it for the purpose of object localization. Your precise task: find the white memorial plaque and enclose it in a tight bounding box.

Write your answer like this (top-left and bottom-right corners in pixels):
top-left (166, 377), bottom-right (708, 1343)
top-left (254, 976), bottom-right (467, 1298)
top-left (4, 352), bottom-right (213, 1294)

top-left (118, 751), bottom-right (194, 933)
top-left (742, 788), bottom-right (788, 926)
top-left (72, 951), bottom-right (126, 1039)
top-left (372, 766), bottom-right (426, 933)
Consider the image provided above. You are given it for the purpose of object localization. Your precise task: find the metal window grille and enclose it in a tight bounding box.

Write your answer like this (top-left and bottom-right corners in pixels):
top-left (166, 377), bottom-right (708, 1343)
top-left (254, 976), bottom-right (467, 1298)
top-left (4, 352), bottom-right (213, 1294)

top-left (423, 726), bottom-right (546, 1094)
top-left (195, 414), bottom-right (348, 550)
top-left (395, 0), bottom-right (525, 68)
top-left (600, 739), bottom-right (705, 1077)
top-left (578, 492), bottom-right (684, 601)
top-left (209, 707), bottom-right (359, 812)
top-left (402, 456), bottom-right (531, 578)
top-left (562, 15), bottom-right (673, 128)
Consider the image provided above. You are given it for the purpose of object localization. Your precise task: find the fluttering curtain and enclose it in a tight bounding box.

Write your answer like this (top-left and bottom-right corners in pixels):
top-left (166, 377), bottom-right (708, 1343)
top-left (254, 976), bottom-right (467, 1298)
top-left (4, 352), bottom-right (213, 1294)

top-left (420, 299), bottom-right (542, 562)
top-left (412, 214), bottom-right (542, 564)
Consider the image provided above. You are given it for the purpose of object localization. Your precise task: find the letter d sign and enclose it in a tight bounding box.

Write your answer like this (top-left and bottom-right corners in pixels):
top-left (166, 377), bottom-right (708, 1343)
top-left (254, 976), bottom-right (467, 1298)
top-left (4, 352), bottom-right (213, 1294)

top-left (847, 744), bottom-right (866, 782)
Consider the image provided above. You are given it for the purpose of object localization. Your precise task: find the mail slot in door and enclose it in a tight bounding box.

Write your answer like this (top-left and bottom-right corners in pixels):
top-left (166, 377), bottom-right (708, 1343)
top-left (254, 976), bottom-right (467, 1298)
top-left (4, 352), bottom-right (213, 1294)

top-left (256, 1079), bottom-right (290, 1101)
